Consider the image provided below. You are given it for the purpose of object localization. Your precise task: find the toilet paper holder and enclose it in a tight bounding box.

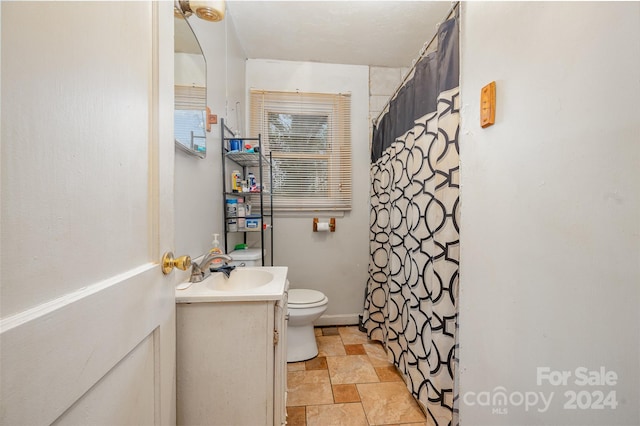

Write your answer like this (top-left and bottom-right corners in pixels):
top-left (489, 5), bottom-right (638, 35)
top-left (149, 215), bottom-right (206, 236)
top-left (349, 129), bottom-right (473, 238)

top-left (313, 217), bottom-right (336, 232)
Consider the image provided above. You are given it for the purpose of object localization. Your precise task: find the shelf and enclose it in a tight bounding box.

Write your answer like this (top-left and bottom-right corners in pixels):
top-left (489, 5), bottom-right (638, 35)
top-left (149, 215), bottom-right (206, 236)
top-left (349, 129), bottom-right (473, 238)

top-left (224, 191), bottom-right (268, 196)
top-left (221, 118), bottom-right (273, 266)
top-left (223, 137), bottom-right (260, 142)
top-left (225, 151), bottom-right (269, 167)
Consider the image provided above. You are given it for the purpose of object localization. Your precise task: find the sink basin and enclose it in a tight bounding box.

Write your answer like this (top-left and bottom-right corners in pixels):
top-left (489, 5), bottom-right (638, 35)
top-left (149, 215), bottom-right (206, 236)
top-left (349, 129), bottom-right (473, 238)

top-left (205, 268), bottom-right (273, 291)
top-left (175, 266), bottom-right (288, 303)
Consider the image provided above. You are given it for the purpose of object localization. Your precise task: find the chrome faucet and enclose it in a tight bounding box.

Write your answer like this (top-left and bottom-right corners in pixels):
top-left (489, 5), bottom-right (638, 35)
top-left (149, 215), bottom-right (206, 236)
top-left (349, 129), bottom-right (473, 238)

top-left (190, 253), bottom-right (233, 283)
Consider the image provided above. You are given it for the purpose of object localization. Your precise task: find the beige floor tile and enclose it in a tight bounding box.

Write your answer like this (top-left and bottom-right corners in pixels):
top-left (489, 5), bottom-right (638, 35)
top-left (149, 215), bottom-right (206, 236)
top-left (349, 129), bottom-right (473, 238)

top-left (375, 365), bottom-right (403, 382)
top-left (338, 326), bottom-right (370, 344)
top-left (344, 344), bottom-right (367, 355)
top-left (305, 356), bottom-right (328, 370)
top-left (332, 384), bottom-right (361, 403)
top-left (314, 327), bottom-right (322, 337)
top-left (306, 403), bottom-right (368, 426)
top-left (363, 342), bottom-right (392, 367)
top-left (286, 406), bottom-right (306, 426)
top-left (288, 362), bottom-right (306, 372)
top-left (357, 382), bottom-right (426, 425)
top-left (317, 335), bottom-right (346, 357)
top-left (321, 327), bottom-right (340, 336)
top-left (327, 355), bottom-right (379, 384)
top-left (287, 370), bottom-right (334, 407)
top-left (385, 423), bottom-right (427, 426)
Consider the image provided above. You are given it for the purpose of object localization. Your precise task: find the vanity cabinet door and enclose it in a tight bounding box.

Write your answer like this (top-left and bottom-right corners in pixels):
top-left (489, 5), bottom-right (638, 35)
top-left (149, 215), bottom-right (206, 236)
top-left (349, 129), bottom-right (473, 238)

top-left (177, 298), bottom-right (287, 426)
top-left (273, 292), bottom-right (288, 426)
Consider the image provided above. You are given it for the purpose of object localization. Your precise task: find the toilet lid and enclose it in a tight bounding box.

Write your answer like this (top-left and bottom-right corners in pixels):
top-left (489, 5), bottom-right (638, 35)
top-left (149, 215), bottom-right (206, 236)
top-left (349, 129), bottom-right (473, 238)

top-left (289, 289), bottom-right (325, 304)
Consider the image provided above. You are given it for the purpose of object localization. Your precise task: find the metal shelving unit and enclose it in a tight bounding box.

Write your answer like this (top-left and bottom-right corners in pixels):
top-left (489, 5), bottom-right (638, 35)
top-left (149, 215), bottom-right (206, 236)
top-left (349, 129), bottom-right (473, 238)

top-left (221, 118), bottom-right (273, 266)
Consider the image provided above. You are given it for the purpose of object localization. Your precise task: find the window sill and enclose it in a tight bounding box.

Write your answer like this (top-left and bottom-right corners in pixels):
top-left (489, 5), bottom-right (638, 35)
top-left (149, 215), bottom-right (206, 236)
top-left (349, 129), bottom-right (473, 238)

top-left (274, 210), bottom-right (346, 219)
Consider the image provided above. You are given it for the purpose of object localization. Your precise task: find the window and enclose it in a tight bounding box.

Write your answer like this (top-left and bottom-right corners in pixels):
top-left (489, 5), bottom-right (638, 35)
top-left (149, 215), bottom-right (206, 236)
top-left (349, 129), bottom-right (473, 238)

top-left (175, 85), bottom-right (206, 152)
top-left (250, 90), bottom-right (351, 211)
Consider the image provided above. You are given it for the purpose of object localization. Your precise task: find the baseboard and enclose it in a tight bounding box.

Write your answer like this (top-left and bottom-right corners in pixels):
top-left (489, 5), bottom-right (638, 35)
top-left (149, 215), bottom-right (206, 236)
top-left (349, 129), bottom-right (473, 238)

top-left (314, 313), bottom-right (360, 327)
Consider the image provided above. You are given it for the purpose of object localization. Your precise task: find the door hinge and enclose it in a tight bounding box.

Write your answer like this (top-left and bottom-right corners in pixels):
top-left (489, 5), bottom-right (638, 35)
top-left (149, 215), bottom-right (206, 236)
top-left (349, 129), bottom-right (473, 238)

top-left (273, 329), bottom-right (279, 345)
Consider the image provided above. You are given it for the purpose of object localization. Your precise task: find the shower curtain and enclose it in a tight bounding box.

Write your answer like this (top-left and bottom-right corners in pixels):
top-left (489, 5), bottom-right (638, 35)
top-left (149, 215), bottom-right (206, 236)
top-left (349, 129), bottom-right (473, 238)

top-left (363, 15), bottom-right (459, 426)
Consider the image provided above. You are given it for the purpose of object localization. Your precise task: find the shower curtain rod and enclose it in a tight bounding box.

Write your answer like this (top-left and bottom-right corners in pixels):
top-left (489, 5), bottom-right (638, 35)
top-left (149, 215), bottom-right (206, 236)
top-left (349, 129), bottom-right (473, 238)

top-left (372, 1), bottom-right (460, 127)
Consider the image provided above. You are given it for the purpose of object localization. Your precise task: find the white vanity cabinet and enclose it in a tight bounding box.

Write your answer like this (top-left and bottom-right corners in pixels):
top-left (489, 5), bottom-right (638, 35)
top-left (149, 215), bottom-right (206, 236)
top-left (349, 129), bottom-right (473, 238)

top-left (176, 288), bottom-right (288, 426)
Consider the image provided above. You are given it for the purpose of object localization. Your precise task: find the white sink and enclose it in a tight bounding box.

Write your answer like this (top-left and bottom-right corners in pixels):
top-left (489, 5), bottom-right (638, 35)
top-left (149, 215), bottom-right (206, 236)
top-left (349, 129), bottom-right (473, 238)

top-left (205, 268), bottom-right (273, 291)
top-left (175, 266), bottom-right (288, 303)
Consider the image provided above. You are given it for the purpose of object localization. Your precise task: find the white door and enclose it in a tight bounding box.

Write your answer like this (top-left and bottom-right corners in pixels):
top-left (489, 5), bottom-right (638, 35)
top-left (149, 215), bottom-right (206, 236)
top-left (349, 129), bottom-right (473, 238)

top-left (1, 2), bottom-right (178, 424)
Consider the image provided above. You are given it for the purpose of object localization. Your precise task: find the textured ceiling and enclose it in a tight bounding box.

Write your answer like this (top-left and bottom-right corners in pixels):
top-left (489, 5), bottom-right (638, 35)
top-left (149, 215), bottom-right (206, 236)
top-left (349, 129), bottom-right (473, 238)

top-left (227, 1), bottom-right (453, 67)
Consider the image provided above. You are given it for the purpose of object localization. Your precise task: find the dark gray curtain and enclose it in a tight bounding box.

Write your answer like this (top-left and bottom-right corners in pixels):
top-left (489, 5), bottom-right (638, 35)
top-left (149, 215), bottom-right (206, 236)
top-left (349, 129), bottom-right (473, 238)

top-left (364, 15), bottom-right (460, 426)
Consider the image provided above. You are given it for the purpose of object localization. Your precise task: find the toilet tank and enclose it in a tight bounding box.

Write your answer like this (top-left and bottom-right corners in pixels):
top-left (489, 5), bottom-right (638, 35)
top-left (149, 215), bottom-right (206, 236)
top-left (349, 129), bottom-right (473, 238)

top-left (229, 248), bottom-right (264, 267)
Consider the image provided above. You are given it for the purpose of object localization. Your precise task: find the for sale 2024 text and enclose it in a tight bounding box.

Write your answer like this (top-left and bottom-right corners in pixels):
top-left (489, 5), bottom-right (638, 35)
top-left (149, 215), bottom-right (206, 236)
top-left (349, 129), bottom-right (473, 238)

top-left (537, 366), bottom-right (618, 410)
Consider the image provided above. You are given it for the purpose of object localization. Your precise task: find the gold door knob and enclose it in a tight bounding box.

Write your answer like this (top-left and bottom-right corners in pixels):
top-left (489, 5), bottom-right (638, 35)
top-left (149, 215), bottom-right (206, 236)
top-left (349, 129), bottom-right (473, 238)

top-left (161, 251), bottom-right (192, 275)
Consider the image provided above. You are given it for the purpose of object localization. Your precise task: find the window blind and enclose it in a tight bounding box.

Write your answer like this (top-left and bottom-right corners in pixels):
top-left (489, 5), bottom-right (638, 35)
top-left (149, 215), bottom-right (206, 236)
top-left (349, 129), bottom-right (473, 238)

top-left (175, 85), bottom-right (206, 110)
top-left (250, 90), bottom-right (352, 212)
top-left (174, 85), bottom-right (206, 150)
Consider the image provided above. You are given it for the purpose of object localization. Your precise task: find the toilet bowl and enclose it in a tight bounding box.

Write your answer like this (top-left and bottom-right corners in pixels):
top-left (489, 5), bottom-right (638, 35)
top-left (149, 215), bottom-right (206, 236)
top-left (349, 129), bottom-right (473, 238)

top-left (287, 289), bottom-right (328, 362)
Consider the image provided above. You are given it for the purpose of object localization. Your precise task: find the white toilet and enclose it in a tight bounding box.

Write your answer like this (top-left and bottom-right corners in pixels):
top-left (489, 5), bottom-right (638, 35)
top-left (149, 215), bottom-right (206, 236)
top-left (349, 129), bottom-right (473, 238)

top-left (287, 289), bottom-right (329, 362)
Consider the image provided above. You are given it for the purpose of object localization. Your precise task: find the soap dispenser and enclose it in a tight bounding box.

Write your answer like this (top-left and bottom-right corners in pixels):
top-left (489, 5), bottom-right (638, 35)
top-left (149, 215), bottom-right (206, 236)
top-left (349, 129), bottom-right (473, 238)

top-left (209, 234), bottom-right (224, 267)
top-left (209, 234), bottom-right (223, 255)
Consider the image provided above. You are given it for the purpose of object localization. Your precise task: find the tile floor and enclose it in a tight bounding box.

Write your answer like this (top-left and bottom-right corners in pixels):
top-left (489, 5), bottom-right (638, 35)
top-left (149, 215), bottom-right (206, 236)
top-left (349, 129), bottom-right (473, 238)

top-left (286, 326), bottom-right (427, 426)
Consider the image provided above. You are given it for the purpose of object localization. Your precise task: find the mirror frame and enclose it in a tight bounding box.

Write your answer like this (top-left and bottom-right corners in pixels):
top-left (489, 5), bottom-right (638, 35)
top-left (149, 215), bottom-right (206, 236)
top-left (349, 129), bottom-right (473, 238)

top-left (174, 7), bottom-right (208, 159)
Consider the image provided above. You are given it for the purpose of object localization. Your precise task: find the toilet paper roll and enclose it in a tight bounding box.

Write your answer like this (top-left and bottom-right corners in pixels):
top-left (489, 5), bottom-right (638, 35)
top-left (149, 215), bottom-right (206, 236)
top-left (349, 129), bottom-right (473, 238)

top-left (316, 222), bottom-right (330, 232)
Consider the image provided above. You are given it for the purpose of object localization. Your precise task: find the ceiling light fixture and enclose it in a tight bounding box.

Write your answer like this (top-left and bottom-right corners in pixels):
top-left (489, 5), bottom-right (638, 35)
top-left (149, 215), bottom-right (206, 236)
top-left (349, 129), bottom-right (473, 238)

top-left (178, 0), bottom-right (225, 22)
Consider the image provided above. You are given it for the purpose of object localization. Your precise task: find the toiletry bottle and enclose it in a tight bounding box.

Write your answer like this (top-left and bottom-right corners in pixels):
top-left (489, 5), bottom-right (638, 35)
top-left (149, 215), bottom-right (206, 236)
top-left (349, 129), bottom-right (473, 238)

top-left (225, 198), bottom-right (238, 218)
top-left (247, 172), bottom-right (256, 191)
top-left (209, 234), bottom-right (224, 266)
top-left (231, 170), bottom-right (242, 192)
top-left (209, 234), bottom-right (223, 255)
top-left (237, 198), bottom-right (246, 231)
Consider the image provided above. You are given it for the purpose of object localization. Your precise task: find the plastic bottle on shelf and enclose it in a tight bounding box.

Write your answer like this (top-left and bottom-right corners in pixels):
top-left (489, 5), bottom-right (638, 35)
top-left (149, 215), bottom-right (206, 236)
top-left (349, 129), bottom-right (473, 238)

top-left (247, 172), bottom-right (257, 191)
top-left (236, 132), bottom-right (243, 151)
top-left (231, 170), bottom-right (242, 192)
top-left (225, 198), bottom-right (237, 218)
top-left (230, 139), bottom-right (241, 152)
top-left (237, 197), bottom-right (246, 231)
top-left (226, 198), bottom-right (238, 233)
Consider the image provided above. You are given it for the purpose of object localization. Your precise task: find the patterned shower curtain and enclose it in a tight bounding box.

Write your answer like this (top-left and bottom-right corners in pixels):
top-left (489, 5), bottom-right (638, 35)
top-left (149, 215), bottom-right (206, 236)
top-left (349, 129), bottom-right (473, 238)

top-left (363, 15), bottom-right (460, 426)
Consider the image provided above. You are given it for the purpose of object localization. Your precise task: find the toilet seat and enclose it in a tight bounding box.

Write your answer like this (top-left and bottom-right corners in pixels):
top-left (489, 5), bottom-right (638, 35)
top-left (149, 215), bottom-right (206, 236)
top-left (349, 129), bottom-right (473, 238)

top-left (288, 289), bottom-right (328, 309)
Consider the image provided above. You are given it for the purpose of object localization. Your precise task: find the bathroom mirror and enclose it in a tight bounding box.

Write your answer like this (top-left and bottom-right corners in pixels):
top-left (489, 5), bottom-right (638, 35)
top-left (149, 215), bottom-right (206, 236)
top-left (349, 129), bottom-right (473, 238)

top-left (174, 8), bottom-right (207, 158)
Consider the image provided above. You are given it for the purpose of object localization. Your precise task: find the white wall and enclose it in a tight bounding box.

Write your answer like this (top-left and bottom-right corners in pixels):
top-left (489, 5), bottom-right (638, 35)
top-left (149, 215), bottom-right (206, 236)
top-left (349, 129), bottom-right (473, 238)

top-left (175, 53), bottom-right (206, 86)
top-left (246, 59), bottom-right (370, 323)
top-left (458, 3), bottom-right (640, 425)
top-left (368, 66), bottom-right (407, 150)
top-left (174, 15), bottom-right (246, 258)
top-left (369, 66), bottom-right (407, 124)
